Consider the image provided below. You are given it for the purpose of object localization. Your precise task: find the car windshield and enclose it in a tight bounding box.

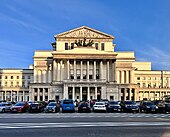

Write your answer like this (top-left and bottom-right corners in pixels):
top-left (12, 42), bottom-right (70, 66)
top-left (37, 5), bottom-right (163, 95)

top-left (15, 103), bottom-right (25, 106)
top-left (96, 103), bottom-right (104, 105)
top-left (144, 102), bottom-right (154, 105)
top-left (110, 101), bottom-right (119, 105)
top-left (0, 104), bottom-right (5, 106)
top-left (31, 104), bottom-right (38, 107)
top-left (80, 103), bottom-right (89, 107)
top-left (63, 100), bottom-right (73, 104)
top-left (48, 103), bottom-right (56, 106)
top-left (125, 101), bottom-right (136, 105)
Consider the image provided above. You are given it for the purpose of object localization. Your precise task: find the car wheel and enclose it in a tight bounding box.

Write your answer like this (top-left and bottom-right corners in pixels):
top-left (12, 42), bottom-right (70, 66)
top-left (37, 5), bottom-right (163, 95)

top-left (2, 109), bottom-right (5, 113)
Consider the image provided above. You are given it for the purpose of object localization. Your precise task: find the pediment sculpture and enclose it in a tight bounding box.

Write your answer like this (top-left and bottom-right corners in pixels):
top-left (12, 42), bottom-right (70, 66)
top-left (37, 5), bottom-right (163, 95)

top-left (74, 38), bottom-right (94, 47)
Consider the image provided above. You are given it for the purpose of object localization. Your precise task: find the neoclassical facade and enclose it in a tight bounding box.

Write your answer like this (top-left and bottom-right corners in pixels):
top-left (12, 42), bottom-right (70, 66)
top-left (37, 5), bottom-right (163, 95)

top-left (0, 26), bottom-right (170, 102)
top-left (0, 68), bottom-right (33, 101)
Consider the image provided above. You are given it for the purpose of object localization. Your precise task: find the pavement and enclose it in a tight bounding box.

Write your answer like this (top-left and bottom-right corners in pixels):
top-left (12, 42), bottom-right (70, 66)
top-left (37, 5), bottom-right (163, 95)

top-left (0, 113), bottom-right (170, 137)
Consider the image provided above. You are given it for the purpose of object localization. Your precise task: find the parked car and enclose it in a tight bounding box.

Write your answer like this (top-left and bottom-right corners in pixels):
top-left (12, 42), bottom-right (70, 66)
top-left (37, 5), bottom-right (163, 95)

top-left (156, 96), bottom-right (170, 113)
top-left (100, 99), bottom-right (109, 107)
top-left (78, 102), bottom-right (91, 113)
top-left (139, 101), bottom-right (158, 113)
top-left (107, 101), bottom-right (121, 112)
top-left (0, 102), bottom-right (12, 113)
top-left (10, 102), bottom-right (29, 113)
top-left (45, 102), bottom-right (60, 113)
top-left (120, 101), bottom-right (139, 113)
top-left (93, 102), bottom-right (107, 112)
top-left (157, 101), bottom-right (170, 113)
top-left (28, 102), bottom-right (44, 113)
top-left (27, 101), bottom-right (33, 106)
top-left (62, 99), bottom-right (75, 113)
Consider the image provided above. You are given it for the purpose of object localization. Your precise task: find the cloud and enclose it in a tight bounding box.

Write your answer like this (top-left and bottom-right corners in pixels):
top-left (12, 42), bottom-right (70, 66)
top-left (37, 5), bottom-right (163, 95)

top-left (137, 46), bottom-right (170, 70)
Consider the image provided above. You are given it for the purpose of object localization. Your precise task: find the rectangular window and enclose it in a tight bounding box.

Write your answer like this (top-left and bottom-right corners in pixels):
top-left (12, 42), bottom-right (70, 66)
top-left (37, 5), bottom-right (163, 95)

top-left (65, 43), bottom-right (69, 50)
top-left (101, 43), bottom-right (105, 50)
top-left (28, 76), bottom-right (31, 79)
top-left (0, 76), bottom-right (1, 79)
top-left (17, 76), bottom-right (19, 79)
top-left (22, 76), bottom-right (25, 79)
top-left (95, 43), bottom-right (98, 50)
top-left (5, 82), bottom-right (7, 86)
top-left (5, 76), bottom-right (7, 79)
top-left (137, 77), bottom-right (140, 80)
top-left (11, 76), bottom-right (13, 79)
top-left (71, 43), bottom-right (74, 49)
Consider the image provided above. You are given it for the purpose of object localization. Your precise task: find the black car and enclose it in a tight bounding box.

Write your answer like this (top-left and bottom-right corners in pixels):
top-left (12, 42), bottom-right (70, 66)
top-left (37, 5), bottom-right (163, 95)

top-left (157, 101), bottom-right (170, 113)
top-left (139, 101), bottom-right (158, 113)
top-left (107, 101), bottom-right (121, 112)
top-left (45, 102), bottom-right (60, 113)
top-left (28, 102), bottom-right (44, 113)
top-left (78, 102), bottom-right (91, 113)
top-left (120, 101), bottom-right (139, 113)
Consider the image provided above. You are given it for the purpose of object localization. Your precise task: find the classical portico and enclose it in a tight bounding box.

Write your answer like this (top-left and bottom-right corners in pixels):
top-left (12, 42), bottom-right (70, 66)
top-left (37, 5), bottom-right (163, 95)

top-left (29, 26), bottom-right (138, 101)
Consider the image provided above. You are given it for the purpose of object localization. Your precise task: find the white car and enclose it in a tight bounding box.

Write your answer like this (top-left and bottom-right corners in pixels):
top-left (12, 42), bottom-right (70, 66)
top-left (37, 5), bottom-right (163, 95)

top-left (93, 102), bottom-right (106, 112)
top-left (0, 103), bottom-right (12, 113)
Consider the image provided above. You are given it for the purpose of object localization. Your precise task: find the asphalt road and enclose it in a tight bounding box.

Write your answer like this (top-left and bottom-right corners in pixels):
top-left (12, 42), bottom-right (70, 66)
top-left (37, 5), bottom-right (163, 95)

top-left (0, 113), bottom-right (170, 137)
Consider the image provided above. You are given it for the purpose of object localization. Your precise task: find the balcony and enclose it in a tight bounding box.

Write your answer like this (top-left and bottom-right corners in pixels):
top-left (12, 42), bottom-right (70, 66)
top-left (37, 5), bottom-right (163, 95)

top-left (63, 79), bottom-right (107, 84)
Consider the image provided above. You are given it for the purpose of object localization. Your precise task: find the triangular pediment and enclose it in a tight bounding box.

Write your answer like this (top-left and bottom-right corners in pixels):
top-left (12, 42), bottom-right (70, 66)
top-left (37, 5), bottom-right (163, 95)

top-left (55, 26), bottom-right (114, 39)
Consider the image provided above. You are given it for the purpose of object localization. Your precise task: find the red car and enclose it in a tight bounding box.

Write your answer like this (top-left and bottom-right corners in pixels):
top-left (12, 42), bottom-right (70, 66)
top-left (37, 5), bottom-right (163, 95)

top-left (10, 102), bottom-right (29, 113)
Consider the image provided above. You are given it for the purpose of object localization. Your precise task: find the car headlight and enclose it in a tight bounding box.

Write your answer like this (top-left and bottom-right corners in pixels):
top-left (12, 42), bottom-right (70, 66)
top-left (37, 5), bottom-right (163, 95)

top-left (155, 106), bottom-right (158, 109)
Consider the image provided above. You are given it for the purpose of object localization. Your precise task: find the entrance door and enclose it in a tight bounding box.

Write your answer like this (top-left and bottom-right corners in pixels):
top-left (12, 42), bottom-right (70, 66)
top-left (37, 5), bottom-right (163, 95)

top-left (82, 95), bottom-right (87, 101)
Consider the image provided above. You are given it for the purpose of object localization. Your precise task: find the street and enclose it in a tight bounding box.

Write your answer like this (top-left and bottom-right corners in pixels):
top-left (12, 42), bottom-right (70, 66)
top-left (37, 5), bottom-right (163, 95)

top-left (0, 113), bottom-right (170, 137)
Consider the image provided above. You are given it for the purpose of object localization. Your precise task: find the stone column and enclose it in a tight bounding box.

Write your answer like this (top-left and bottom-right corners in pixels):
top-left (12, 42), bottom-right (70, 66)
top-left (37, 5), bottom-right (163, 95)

top-left (48, 88), bottom-right (50, 100)
top-left (100, 60), bottom-right (103, 79)
top-left (64, 85), bottom-right (68, 99)
top-left (95, 87), bottom-right (97, 99)
top-left (53, 60), bottom-right (57, 81)
top-left (126, 71), bottom-right (129, 84)
top-left (48, 69), bottom-right (51, 83)
top-left (107, 60), bottom-right (109, 82)
top-left (43, 88), bottom-right (45, 101)
top-left (112, 60), bottom-right (116, 82)
top-left (37, 88), bottom-right (40, 101)
top-left (116, 71), bottom-right (120, 84)
top-left (60, 60), bottom-right (63, 81)
top-left (87, 61), bottom-right (89, 80)
top-left (80, 87), bottom-right (82, 101)
top-left (42, 70), bottom-right (46, 83)
top-left (67, 60), bottom-right (70, 79)
top-left (131, 70), bottom-right (134, 84)
top-left (57, 61), bottom-right (60, 81)
top-left (34, 70), bottom-right (38, 83)
top-left (121, 71), bottom-right (125, 84)
top-left (74, 60), bottom-right (76, 79)
top-left (80, 61), bottom-right (83, 80)
top-left (93, 61), bottom-right (96, 80)
top-left (72, 86), bottom-right (75, 100)
top-left (4, 91), bottom-right (6, 100)
top-left (87, 87), bottom-right (90, 101)
top-left (38, 70), bottom-right (41, 83)
top-left (124, 89), bottom-right (126, 101)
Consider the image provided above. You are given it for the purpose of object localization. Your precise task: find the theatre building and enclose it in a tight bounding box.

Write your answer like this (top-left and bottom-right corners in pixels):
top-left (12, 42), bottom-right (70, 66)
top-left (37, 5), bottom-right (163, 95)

top-left (0, 26), bottom-right (170, 102)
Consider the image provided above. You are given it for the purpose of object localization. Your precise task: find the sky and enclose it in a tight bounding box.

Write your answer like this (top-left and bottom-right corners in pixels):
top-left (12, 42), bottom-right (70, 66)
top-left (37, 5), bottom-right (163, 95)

top-left (0, 0), bottom-right (169, 70)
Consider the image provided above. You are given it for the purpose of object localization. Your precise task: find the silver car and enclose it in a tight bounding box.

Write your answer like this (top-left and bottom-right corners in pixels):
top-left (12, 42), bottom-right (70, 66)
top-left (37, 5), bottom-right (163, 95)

top-left (0, 103), bottom-right (12, 112)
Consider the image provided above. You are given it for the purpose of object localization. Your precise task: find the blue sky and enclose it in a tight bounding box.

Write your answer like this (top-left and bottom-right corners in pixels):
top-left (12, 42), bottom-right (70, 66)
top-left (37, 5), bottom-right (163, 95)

top-left (0, 0), bottom-right (169, 70)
